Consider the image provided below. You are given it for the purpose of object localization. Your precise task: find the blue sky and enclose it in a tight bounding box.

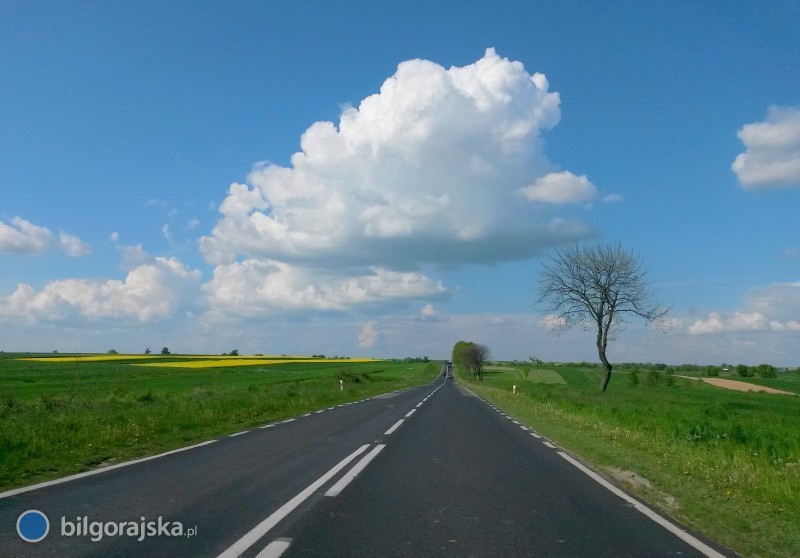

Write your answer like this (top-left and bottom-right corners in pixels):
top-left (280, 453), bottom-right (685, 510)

top-left (1, 1), bottom-right (798, 364)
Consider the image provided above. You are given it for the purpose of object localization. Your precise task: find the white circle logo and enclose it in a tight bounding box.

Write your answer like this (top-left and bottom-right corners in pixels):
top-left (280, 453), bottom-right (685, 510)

top-left (16, 510), bottom-right (50, 543)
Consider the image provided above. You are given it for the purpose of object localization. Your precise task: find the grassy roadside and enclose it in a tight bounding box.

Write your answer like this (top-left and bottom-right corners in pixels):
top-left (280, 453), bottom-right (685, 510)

top-left (0, 355), bottom-right (439, 491)
top-left (460, 364), bottom-right (800, 558)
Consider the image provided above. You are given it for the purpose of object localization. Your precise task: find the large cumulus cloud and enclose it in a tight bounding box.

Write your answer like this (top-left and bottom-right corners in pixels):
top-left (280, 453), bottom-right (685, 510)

top-left (199, 49), bottom-right (597, 315)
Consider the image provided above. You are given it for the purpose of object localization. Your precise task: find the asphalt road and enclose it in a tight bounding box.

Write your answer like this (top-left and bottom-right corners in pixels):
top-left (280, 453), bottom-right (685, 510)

top-left (0, 373), bottom-right (733, 557)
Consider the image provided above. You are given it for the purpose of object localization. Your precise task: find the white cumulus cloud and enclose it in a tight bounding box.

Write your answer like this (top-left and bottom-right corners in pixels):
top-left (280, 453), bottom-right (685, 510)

top-left (518, 171), bottom-right (597, 204)
top-left (200, 48), bottom-right (594, 275)
top-left (203, 259), bottom-right (447, 317)
top-left (732, 105), bottom-right (800, 188)
top-left (0, 257), bottom-right (201, 323)
top-left (0, 217), bottom-right (54, 255)
top-left (415, 303), bottom-right (448, 322)
top-left (59, 232), bottom-right (91, 257)
top-left (687, 281), bottom-right (800, 335)
top-left (358, 321), bottom-right (381, 348)
top-left (0, 216), bottom-right (89, 257)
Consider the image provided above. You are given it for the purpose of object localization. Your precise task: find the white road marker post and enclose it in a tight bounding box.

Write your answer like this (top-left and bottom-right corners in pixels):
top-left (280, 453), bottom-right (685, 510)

top-left (339, 379), bottom-right (343, 391)
top-left (513, 385), bottom-right (517, 394)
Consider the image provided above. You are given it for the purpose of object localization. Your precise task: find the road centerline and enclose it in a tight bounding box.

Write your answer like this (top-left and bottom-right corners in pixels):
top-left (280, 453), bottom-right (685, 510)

top-left (384, 419), bottom-right (404, 435)
top-left (324, 444), bottom-right (386, 497)
top-left (216, 444), bottom-right (371, 558)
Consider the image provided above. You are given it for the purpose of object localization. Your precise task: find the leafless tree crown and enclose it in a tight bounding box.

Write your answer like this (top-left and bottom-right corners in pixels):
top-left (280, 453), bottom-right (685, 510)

top-left (538, 242), bottom-right (668, 339)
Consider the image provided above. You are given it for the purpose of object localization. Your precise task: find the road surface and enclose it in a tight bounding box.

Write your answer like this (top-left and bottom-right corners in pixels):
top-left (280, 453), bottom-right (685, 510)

top-left (0, 373), bottom-right (733, 557)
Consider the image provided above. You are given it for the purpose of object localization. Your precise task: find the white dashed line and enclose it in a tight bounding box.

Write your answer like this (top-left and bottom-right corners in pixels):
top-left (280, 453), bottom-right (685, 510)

top-left (255, 538), bottom-right (293, 558)
top-left (543, 441), bottom-right (557, 449)
top-left (405, 409), bottom-right (416, 418)
top-left (530, 432), bottom-right (542, 439)
top-left (228, 431), bottom-right (249, 437)
top-left (384, 419), bottom-right (404, 435)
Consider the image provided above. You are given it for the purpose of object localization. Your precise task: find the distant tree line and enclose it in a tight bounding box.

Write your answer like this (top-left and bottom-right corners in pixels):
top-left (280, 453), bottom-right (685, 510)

top-left (500, 360), bottom-right (785, 379)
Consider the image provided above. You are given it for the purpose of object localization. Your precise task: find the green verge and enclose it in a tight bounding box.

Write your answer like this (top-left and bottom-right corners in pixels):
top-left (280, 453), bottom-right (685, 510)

top-left (0, 354), bottom-right (439, 491)
top-left (460, 364), bottom-right (800, 558)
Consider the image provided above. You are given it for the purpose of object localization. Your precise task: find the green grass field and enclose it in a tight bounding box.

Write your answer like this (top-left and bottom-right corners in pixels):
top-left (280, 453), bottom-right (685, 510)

top-left (463, 363), bottom-right (800, 558)
top-left (0, 353), bottom-right (438, 491)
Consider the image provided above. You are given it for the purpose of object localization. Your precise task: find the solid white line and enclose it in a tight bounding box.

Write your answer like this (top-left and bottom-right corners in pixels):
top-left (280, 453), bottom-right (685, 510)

top-left (557, 452), bottom-right (726, 558)
top-left (228, 431), bottom-right (249, 437)
top-left (543, 441), bottom-right (557, 448)
top-left (384, 419), bottom-right (404, 435)
top-left (216, 444), bottom-right (370, 558)
top-left (324, 444), bottom-right (386, 497)
top-left (0, 440), bottom-right (217, 499)
top-left (255, 538), bottom-right (292, 558)
top-left (405, 409), bottom-right (416, 418)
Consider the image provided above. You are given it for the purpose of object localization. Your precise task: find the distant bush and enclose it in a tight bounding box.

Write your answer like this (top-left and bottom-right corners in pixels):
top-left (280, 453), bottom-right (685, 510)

top-left (136, 390), bottom-right (156, 403)
top-left (337, 368), bottom-right (370, 384)
top-left (628, 369), bottom-right (640, 386)
top-left (736, 364), bottom-right (752, 377)
top-left (665, 369), bottom-right (675, 387)
top-left (645, 369), bottom-right (661, 386)
top-left (754, 364), bottom-right (776, 378)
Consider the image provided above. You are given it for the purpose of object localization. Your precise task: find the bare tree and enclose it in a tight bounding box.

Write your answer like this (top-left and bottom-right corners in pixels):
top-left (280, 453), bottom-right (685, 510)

top-left (537, 242), bottom-right (668, 392)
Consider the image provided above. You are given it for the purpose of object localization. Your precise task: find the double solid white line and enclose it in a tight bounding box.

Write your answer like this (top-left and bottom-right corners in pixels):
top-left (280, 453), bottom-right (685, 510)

top-left (216, 443), bottom-right (386, 558)
top-left (324, 444), bottom-right (385, 497)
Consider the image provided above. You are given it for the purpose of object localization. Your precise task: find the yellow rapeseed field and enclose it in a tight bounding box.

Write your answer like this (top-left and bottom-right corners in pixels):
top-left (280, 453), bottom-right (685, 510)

top-left (19, 354), bottom-right (379, 368)
top-left (20, 355), bottom-right (159, 363)
top-left (132, 358), bottom-right (379, 369)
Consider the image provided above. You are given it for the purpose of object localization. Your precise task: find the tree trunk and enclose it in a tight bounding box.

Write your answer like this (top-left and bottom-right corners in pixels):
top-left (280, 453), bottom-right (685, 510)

top-left (597, 313), bottom-right (613, 392)
top-left (597, 346), bottom-right (612, 392)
